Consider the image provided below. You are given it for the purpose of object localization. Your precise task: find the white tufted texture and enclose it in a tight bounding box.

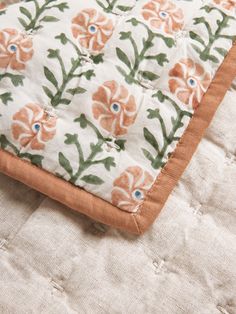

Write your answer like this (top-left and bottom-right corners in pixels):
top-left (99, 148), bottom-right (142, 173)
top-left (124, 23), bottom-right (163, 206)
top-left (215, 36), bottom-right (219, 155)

top-left (0, 79), bottom-right (235, 313)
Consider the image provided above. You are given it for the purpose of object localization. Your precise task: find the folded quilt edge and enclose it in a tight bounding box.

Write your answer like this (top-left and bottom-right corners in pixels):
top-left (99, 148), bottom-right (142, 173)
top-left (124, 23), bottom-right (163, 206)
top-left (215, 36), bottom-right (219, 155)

top-left (1, 43), bottom-right (236, 235)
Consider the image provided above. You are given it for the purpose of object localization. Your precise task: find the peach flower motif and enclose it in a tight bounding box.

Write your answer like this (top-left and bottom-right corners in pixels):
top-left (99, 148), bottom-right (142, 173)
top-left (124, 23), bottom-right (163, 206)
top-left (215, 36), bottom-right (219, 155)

top-left (112, 166), bottom-right (154, 212)
top-left (71, 8), bottom-right (114, 52)
top-left (12, 103), bottom-right (57, 150)
top-left (142, 0), bottom-right (184, 34)
top-left (0, 28), bottom-right (34, 70)
top-left (168, 58), bottom-right (211, 109)
top-left (213, 0), bottom-right (236, 11)
top-left (92, 80), bottom-right (137, 136)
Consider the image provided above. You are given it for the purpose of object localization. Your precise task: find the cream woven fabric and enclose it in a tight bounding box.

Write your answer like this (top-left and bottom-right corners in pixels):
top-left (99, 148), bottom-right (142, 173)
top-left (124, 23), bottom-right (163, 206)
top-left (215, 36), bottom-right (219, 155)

top-left (0, 81), bottom-right (236, 313)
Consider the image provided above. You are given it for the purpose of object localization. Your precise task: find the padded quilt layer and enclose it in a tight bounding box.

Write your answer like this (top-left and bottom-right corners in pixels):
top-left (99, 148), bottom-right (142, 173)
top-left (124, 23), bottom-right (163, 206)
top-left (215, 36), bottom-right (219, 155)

top-left (0, 0), bottom-right (236, 233)
top-left (1, 3), bottom-right (236, 312)
top-left (0, 78), bottom-right (236, 313)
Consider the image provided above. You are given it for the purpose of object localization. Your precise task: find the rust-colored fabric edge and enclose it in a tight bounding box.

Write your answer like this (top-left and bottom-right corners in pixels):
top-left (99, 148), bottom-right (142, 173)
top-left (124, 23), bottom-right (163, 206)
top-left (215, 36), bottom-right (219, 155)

top-left (0, 43), bottom-right (236, 235)
top-left (135, 42), bottom-right (236, 233)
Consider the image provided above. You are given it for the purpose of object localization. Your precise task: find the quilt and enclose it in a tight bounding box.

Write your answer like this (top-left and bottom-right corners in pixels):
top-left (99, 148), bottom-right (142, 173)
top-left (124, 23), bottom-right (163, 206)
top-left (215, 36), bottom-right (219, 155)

top-left (0, 0), bottom-right (236, 233)
top-left (0, 79), bottom-right (236, 313)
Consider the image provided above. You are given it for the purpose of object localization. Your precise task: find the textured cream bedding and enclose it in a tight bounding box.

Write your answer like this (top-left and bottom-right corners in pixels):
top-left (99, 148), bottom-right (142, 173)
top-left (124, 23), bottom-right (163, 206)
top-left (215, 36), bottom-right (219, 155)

top-left (0, 77), bottom-right (236, 312)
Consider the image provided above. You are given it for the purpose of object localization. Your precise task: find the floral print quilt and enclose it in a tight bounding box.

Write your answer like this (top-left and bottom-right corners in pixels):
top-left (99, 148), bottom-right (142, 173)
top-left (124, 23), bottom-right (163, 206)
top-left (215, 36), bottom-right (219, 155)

top-left (0, 0), bottom-right (236, 233)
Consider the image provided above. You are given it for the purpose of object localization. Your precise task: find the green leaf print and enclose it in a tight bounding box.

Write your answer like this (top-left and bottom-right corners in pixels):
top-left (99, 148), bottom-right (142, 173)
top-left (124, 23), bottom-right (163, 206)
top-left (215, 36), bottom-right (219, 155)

top-left (145, 53), bottom-right (169, 66)
top-left (19, 6), bottom-right (32, 20)
top-left (116, 47), bottom-right (132, 69)
top-left (90, 53), bottom-right (104, 64)
top-left (114, 139), bottom-right (126, 151)
top-left (44, 67), bottom-right (58, 88)
top-left (191, 5), bottom-right (236, 63)
top-left (214, 47), bottom-right (228, 57)
top-left (66, 87), bottom-right (86, 96)
top-left (0, 92), bottom-right (13, 105)
top-left (0, 73), bottom-right (24, 87)
top-left (18, 0), bottom-right (68, 32)
top-left (116, 18), bottom-right (173, 85)
top-left (0, 135), bottom-right (43, 167)
top-left (0, 73), bottom-right (24, 104)
top-left (142, 92), bottom-right (193, 170)
top-left (81, 175), bottom-right (104, 185)
top-left (58, 115), bottom-right (117, 186)
top-left (43, 34), bottom-right (95, 107)
top-left (96, 0), bottom-right (134, 14)
top-left (40, 16), bottom-right (59, 22)
top-left (143, 127), bottom-right (160, 153)
top-left (117, 5), bottom-right (133, 12)
top-left (59, 152), bottom-right (73, 176)
top-left (138, 71), bottom-right (159, 81)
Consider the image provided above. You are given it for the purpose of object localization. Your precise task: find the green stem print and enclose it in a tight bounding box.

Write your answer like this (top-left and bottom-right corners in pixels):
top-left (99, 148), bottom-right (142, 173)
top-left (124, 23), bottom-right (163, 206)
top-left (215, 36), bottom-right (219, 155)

top-left (58, 114), bottom-right (117, 185)
top-left (0, 135), bottom-right (44, 166)
top-left (96, 0), bottom-right (133, 14)
top-left (190, 5), bottom-right (236, 63)
top-left (142, 91), bottom-right (193, 170)
top-left (43, 33), bottom-right (95, 107)
top-left (18, 0), bottom-right (68, 32)
top-left (116, 18), bottom-right (174, 85)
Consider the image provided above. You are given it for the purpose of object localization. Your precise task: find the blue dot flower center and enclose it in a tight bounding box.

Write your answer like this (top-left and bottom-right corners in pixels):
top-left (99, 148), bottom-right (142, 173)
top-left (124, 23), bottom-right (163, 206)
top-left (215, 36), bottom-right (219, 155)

top-left (110, 102), bottom-right (121, 114)
top-left (89, 25), bottom-right (97, 34)
top-left (187, 77), bottom-right (197, 88)
top-left (33, 123), bottom-right (41, 133)
top-left (9, 44), bottom-right (17, 53)
top-left (133, 189), bottom-right (143, 200)
top-left (159, 11), bottom-right (169, 19)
